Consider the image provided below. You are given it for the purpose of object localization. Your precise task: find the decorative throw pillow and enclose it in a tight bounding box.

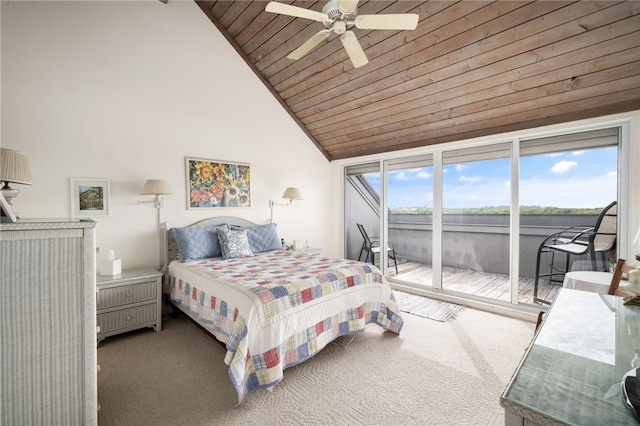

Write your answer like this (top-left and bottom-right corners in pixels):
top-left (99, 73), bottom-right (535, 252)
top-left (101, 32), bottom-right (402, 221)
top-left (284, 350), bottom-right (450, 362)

top-left (170, 224), bottom-right (229, 261)
top-left (231, 223), bottom-right (282, 253)
top-left (218, 228), bottom-right (254, 260)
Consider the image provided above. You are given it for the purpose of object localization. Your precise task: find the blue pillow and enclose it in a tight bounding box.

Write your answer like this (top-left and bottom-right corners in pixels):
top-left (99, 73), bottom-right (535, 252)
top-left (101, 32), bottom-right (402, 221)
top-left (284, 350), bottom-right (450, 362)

top-left (170, 224), bottom-right (229, 261)
top-left (231, 223), bottom-right (282, 253)
top-left (217, 228), bottom-right (254, 260)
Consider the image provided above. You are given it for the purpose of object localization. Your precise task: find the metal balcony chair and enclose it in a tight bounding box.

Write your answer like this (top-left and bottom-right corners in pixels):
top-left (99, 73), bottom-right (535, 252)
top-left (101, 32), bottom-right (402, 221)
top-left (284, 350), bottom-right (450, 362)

top-left (533, 200), bottom-right (618, 304)
top-left (356, 223), bottom-right (398, 274)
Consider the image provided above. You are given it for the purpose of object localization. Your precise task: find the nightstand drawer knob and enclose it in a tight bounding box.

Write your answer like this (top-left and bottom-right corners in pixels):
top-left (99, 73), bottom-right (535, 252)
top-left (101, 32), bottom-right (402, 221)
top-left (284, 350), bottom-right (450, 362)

top-left (126, 316), bottom-right (132, 321)
top-left (96, 326), bottom-right (101, 334)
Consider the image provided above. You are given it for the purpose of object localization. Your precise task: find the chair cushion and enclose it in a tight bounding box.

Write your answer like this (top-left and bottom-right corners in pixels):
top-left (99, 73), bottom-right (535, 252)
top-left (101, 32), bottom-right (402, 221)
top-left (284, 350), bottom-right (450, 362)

top-left (594, 202), bottom-right (617, 251)
top-left (546, 242), bottom-right (591, 255)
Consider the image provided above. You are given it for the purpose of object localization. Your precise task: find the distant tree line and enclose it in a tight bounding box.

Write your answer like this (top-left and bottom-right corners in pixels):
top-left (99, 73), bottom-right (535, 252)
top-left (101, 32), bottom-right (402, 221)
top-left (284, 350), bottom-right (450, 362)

top-left (389, 206), bottom-right (603, 215)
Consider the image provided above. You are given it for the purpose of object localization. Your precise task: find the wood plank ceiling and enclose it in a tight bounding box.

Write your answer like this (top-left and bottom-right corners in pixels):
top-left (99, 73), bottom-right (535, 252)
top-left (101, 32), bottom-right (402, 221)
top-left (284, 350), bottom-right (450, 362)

top-left (196, 1), bottom-right (640, 161)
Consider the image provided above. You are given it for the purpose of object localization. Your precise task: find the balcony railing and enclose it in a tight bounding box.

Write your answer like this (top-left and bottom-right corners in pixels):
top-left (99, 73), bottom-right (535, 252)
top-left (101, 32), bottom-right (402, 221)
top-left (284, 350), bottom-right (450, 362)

top-left (348, 213), bottom-right (606, 306)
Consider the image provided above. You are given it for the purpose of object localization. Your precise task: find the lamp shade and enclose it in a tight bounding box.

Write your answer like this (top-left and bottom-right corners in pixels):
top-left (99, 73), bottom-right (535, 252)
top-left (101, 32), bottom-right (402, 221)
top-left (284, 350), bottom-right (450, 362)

top-left (282, 187), bottom-right (302, 201)
top-left (141, 179), bottom-right (172, 195)
top-left (0, 148), bottom-right (32, 185)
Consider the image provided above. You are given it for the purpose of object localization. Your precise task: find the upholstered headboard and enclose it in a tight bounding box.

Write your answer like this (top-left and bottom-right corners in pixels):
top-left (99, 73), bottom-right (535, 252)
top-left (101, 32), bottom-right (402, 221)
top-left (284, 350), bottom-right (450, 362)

top-left (166, 216), bottom-right (259, 263)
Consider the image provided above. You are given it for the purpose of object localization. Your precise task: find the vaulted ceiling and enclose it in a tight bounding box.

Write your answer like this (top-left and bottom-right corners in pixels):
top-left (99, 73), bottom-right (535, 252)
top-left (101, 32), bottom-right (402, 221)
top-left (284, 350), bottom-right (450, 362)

top-left (195, 1), bottom-right (640, 161)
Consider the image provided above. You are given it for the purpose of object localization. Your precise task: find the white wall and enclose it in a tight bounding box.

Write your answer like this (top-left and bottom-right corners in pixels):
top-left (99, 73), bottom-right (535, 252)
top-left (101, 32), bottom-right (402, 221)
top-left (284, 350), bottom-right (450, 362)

top-left (2, 0), bottom-right (332, 269)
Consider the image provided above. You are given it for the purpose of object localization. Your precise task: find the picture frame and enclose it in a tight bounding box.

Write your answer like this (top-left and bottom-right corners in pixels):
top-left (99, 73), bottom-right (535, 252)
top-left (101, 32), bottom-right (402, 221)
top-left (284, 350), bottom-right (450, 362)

top-left (0, 191), bottom-right (18, 223)
top-left (185, 157), bottom-right (251, 209)
top-left (70, 178), bottom-right (110, 217)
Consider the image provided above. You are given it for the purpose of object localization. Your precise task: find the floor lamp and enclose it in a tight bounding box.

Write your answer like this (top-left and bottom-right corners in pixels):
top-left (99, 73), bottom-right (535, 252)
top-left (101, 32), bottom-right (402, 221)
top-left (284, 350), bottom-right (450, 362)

top-left (138, 179), bottom-right (173, 269)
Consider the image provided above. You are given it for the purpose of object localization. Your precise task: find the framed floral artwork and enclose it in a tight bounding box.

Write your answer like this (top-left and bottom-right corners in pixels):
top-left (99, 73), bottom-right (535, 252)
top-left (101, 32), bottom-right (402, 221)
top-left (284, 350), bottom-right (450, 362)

top-left (70, 178), bottom-right (110, 217)
top-left (185, 157), bottom-right (251, 209)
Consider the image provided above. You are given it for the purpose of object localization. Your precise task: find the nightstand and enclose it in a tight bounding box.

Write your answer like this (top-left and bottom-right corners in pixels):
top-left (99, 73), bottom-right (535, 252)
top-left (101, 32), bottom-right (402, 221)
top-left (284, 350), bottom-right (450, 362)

top-left (290, 246), bottom-right (321, 256)
top-left (96, 268), bottom-right (162, 343)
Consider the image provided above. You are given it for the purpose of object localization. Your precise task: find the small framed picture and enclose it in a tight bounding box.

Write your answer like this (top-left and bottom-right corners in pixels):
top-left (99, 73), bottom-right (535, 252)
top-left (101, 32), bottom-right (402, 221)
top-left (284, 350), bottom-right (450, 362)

top-left (0, 191), bottom-right (17, 222)
top-left (70, 178), bottom-right (110, 217)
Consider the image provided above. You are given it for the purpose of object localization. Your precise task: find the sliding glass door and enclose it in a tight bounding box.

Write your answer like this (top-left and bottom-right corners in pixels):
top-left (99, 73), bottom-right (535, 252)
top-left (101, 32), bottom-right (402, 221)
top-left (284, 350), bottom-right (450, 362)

top-left (386, 155), bottom-right (434, 280)
top-left (343, 125), bottom-right (622, 307)
top-left (518, 128), bottom-right (619, 304)
top-left (440, 143), bottom-right (512, 302)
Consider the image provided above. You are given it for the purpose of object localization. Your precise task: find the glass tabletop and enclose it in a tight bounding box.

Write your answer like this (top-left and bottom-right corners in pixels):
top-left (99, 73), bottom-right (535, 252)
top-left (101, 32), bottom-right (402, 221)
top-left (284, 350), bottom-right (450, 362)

top-left (503, 288), bottom-right (639, 425)
top-left (96, 268), bottom-right (161, 283)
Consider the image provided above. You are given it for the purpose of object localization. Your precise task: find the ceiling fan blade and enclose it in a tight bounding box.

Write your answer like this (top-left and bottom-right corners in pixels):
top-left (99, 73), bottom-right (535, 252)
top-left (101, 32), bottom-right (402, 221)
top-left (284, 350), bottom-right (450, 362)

top-left (355, 13), bottom-right (419, 30)
top-left (287, 29), bottom-right (331, 60)
top-left (340, 31), bottom-right (368, 68)
top-left (265, 1), bottom-right (326, 22)
top-left (338, 0), bottom-right (359, 14)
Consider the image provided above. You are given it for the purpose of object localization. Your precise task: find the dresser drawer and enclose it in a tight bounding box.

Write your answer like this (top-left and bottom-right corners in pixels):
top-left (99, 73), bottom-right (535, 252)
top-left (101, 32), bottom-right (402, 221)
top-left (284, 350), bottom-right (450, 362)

top-left (97, 281), bottom-right (157, 310)
top-left (97, 303), bottom-right (157, 334)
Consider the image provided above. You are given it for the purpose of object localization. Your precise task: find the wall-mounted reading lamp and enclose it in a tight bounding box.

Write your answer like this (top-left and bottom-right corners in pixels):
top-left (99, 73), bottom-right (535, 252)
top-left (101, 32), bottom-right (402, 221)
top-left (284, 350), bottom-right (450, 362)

top-left (269, 187), bottom-right (303, 224)
top-left (138, 179), bottom-right (173, 268)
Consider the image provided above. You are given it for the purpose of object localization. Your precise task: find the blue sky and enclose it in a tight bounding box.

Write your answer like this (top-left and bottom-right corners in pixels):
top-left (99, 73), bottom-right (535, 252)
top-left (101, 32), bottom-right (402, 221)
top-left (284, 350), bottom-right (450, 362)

top-left (365, 146), bottom-right (618, 209)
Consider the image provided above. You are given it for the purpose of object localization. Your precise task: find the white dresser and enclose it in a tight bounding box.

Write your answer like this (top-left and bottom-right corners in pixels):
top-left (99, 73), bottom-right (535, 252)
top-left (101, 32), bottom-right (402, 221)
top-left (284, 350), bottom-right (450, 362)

top-left (0, 219), bottom-right (98, 426)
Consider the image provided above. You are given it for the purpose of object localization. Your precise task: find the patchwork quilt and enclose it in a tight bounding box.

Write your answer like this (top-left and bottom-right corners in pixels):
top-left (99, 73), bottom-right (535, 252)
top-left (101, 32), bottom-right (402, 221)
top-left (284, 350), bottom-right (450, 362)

top-left (166, 250), bottom-right (404, 405)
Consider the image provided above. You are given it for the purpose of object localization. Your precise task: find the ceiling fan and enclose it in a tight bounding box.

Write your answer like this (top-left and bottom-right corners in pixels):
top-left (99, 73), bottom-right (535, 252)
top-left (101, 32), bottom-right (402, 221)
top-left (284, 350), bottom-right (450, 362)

top-left (265, 0), bottom-right (419, 68)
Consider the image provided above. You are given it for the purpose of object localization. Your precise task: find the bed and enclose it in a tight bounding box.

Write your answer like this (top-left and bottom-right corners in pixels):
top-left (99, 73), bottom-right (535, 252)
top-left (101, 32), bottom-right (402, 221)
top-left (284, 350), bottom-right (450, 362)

top-left (163, 216), bottom-right (404, 405)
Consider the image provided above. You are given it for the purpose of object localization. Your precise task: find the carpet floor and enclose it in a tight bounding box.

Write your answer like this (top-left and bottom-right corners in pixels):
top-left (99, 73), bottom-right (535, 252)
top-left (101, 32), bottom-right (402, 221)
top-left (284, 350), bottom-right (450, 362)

top-left (97, 303), bottom-right (534, 426)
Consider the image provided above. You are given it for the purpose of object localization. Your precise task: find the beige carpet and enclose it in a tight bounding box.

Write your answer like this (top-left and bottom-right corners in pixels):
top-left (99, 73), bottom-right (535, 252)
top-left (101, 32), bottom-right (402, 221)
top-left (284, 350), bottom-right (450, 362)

top-left (97, 305), bottom-right (534, 426)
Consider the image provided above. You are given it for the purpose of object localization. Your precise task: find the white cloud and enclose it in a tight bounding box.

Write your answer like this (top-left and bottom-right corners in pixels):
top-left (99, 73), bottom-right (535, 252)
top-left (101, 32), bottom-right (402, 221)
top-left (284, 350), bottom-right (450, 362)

top-left (519, 172), bottom-right (617, 208)
top-left (572, 150), bottom-right (586, 156)
top-left (417, 170), bottom-right (432, 179)
top-left (456, 164), bottom-right (469, 171)
top-left (393, 171), bottom-right (409, 181)
top-left (550, 160), bottom-right (577, 175)
top-left (460, 175), bottom-right (482, 183)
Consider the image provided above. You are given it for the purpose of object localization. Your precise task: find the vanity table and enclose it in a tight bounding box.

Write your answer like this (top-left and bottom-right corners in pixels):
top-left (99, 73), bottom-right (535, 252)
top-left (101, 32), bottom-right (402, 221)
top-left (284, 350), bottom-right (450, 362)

top-left (501, 288), bottom-right (639, 425)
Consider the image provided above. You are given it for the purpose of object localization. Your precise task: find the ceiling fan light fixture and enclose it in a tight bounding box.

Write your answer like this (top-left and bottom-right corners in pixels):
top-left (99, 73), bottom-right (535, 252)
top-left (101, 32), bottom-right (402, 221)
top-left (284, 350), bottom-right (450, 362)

top-left (333, 20), bottom-right (346, 35)
top-left (322, 0), bottom-right (356, 30)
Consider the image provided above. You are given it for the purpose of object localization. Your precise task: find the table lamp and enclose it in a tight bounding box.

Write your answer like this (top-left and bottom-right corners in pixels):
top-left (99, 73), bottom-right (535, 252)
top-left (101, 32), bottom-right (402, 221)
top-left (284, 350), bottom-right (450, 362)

top-left (0, 148), bottom-right (32, 216)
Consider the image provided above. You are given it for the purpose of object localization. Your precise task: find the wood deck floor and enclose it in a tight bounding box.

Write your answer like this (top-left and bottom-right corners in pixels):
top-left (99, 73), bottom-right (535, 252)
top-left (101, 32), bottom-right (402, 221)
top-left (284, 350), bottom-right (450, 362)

top-left (385, 260), bottom-right (560, 306)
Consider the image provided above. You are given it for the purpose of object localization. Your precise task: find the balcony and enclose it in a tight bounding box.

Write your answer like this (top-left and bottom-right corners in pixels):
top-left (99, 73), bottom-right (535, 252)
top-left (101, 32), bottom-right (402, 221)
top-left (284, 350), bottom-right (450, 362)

top-left (348, 213), bottom-right (609, 307)
top-left (388, 262), bottom-right (560, 305)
